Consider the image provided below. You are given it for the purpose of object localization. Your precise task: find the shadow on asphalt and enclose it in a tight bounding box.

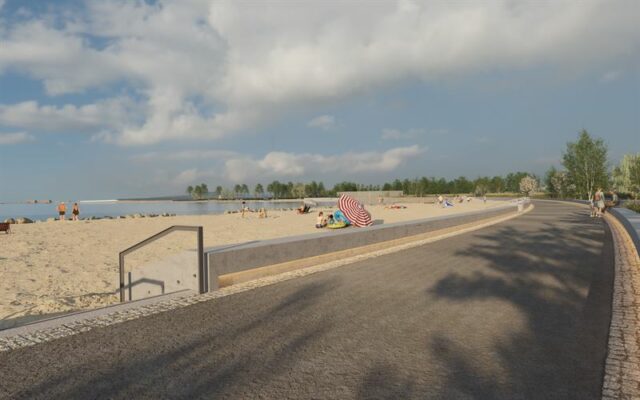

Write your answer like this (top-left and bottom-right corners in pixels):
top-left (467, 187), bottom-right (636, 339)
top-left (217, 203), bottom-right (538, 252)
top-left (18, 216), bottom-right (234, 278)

top-left (7, 280), bottom-right (337, 399)
top-left (427, 206), bottom-right (614, 399)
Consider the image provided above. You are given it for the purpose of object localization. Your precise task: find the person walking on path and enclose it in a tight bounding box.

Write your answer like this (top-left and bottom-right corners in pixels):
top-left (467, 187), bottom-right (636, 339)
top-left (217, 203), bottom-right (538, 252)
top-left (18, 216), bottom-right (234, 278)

top-left (57, 202), bottom-right (66, 221)
top-left (72, 203), bottom-right (80, 221)
top-left (594, 188), bottom-right (605, 217)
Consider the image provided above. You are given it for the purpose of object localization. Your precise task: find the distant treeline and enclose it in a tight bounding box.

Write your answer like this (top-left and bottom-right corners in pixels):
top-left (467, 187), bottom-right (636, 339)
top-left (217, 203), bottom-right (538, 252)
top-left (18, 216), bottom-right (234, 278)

top-left (187, 172), bottom-right (534, 200)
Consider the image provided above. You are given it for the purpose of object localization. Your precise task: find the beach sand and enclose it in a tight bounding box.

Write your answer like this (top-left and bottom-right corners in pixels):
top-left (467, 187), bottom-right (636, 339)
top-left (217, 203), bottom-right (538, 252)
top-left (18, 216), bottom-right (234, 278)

top-left (0, 199), bottom-right (507, 326)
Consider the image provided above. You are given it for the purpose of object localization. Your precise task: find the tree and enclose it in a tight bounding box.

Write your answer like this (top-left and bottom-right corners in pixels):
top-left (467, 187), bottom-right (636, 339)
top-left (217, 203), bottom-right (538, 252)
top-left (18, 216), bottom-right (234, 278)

top-left (192, 185), bottom-right (203, 200)
top-left (199, 183), bottom-right (208, 199)
top-left (292, 182), bottom-right (306, 198)
top-left (562, 130), bottom-right (608, 200)
top-left (267, 180), bottom-right (284, 199)
top-left (505, 172), bottom-right (529, 193)
top-left (254, 183), bottom-right (264, 198)
top-left (240, 184), bottom-right (250, 197)
top-left (221, 187), bottom-right (234, 200)
top-left (544, 166), bottom-right (558, 196)
top-left (317, 182), bottom-right (326, 197)
top-left (519, 176), bottom-right (539, 196)
top-left (233, 184), bottom-right (242, 198)
top-left (551, 171), bottom-right (570, 199)
top-left (612, 153), bottom-right (640, 199)
top-left (215, 186), bottom-right (222, 197)
top-left (186, 185), bottom-right (194, 198)
top-left (489, 176), bottom-right (505, 193)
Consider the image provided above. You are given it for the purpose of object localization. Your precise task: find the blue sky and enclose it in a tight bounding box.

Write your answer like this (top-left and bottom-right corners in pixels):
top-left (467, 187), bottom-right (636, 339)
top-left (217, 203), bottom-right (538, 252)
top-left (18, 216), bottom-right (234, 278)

top-left (0, 0), bottom-right (638, 201)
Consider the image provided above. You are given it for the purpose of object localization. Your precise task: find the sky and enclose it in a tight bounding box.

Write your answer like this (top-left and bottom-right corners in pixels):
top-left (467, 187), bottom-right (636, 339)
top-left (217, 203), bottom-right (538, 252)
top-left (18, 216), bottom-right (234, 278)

top-left (0, 0), bottom-right (638, 201)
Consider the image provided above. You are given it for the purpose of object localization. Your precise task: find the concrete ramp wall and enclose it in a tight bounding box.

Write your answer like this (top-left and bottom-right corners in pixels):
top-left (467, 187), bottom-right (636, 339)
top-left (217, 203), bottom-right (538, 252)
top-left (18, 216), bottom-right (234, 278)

top-left (207, 204), bottom-right (519, 290)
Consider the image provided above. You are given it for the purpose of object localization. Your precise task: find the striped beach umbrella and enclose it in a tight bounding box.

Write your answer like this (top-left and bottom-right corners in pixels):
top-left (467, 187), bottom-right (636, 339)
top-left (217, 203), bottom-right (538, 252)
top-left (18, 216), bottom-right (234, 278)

top-left (338, 194), bottom-right (372, 227)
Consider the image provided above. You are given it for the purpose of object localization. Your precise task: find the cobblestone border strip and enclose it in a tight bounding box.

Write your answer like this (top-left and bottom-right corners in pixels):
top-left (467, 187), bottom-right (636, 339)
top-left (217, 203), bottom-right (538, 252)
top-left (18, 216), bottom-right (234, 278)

top-left (0, 204), bottom-right (533, 353)
top-left (602, 214), bottom-right (640, 399)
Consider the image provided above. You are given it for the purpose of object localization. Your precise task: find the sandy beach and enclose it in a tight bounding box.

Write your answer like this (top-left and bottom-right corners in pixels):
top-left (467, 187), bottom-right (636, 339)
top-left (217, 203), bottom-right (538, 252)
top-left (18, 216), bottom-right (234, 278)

top-left (0, 199), bottom-right (507, 327)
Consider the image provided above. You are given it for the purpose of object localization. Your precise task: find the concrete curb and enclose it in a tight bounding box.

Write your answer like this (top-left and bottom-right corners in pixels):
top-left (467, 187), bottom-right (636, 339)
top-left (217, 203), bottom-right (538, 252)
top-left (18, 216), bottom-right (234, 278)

top-left (608, 207), bottom-right (640, 260)
top-left (601, 213), bottom-right (640, 399)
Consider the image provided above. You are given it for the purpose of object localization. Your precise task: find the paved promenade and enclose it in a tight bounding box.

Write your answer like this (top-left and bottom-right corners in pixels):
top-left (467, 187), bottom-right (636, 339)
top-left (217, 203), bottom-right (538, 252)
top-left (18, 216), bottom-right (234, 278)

top-left (0, 202), bottom-right (613, 399)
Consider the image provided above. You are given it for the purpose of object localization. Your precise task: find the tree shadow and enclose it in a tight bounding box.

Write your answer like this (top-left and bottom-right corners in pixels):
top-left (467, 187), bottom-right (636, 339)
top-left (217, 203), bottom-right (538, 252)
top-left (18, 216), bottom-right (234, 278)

top-left (425, 205), bottom-right (614, 399)
top-left (3, 280), bottom-right (337, 399)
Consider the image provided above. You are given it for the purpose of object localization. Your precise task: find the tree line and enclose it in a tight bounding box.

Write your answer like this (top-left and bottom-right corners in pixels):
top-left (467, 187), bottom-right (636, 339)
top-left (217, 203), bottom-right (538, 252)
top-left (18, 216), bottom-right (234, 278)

top-left (186, 130), bottom-right (639, 201)
top-left (186, 173), bottom-right (537, 200)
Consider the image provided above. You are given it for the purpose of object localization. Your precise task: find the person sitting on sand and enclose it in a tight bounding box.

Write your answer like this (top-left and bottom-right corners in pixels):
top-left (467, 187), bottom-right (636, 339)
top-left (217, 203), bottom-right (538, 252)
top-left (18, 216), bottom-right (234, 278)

top-left (327, 214), bottom-right (335, 225)
top-left (57, 202), bottom-right (66, 221)
top-left (315, 211), bottom-right (327, 228)
top-left (72, 202), bottom-right (80, 221)
top-left (297, 204), bottom-right (310, 214)
top-left (259, 208), bottom-right (267, 219)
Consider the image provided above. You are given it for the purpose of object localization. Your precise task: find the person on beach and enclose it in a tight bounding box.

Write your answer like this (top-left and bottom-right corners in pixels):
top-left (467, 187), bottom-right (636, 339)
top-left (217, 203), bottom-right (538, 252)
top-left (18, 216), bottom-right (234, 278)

top-left (258, 208), bottom-right (267, 219)
top-left (72, 202), bottom-right (80, 221)
top-left (241, 201), bottom-right (247, 218)
top-left (327, 214), bottom-right (335, 225)
top-left (315, 211), bottom-right (327, 228)
top-left (57, 202), bottom-right (66, 221)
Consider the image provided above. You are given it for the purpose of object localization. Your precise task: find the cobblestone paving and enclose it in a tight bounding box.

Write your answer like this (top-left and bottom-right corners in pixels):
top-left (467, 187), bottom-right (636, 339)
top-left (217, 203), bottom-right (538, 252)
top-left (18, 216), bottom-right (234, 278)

top-left (0, 206), bottom-right (531, 354)
top-left (602, 214), bottom-right (640, 400)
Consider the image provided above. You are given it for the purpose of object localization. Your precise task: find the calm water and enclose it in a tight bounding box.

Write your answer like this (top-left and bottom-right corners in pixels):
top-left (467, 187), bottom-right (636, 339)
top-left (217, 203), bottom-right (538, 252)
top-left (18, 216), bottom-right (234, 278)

top-left (0, 200), bottom-right (335, 221)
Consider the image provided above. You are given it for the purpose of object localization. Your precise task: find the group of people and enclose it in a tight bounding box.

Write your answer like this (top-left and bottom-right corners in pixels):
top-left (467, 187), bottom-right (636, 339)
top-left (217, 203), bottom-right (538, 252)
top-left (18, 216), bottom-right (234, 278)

top-left (315, 210), bottom-right (349, 228)
top-left (56, 202), bottom-right (80, 221)
top-left (590, 188), bottom-right (618, 218)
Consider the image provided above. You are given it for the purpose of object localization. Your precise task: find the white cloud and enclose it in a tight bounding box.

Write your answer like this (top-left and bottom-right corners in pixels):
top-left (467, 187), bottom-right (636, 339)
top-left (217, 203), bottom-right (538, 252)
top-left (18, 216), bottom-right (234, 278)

top-left (224, 145), bottom-right (426, 182)
top-left (381, 128), bottom-right (425, 140)
top-left (307, 115), bottom-right (335, 130)
top-left (0, 131), bottom-right (34, 145)
top-left (131, 149), bottom-right (239, 162)
top-left (0, 1), bottom-right (638, 145)
top-left (0, 98), bottom-right (140, 134)
top-left (172, 168), bottom-right (199, 186)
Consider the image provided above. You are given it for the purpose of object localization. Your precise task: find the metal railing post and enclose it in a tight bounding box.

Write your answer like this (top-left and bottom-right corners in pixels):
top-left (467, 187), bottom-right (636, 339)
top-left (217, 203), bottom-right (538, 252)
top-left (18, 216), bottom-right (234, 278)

top-left (197, 226), bottom-right (206, 294)
top-left (119, 252), bottom-right (125, 302)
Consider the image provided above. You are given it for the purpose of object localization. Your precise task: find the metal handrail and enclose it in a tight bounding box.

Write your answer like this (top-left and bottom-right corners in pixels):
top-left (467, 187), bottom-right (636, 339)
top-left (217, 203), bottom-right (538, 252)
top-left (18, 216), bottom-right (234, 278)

top-left (119, 225), bottom-right (206, 302)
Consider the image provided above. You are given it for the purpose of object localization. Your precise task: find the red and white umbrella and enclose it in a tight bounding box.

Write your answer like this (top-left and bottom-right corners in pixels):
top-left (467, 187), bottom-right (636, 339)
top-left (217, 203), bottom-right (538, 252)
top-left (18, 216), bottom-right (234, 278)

top-left (338, 194), bottom-right (372, 227)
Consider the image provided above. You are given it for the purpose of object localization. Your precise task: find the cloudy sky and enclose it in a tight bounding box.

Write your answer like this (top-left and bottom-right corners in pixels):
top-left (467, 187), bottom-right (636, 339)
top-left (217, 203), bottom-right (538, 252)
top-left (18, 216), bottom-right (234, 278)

top-left (0, 0), bottom-right (638, 201)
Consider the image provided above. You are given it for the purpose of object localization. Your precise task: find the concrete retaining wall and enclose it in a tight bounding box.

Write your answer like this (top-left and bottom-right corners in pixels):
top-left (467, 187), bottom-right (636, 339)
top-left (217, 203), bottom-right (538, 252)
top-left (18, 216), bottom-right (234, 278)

top-left (207, 204), bottom-right (519, 289)
top-left (608, 207), bottom-right (640, 258)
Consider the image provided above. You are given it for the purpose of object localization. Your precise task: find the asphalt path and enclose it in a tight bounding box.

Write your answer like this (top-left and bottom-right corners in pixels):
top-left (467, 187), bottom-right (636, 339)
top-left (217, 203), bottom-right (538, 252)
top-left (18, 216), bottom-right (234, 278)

top-left (0, 201), bottom-right (614, 399)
